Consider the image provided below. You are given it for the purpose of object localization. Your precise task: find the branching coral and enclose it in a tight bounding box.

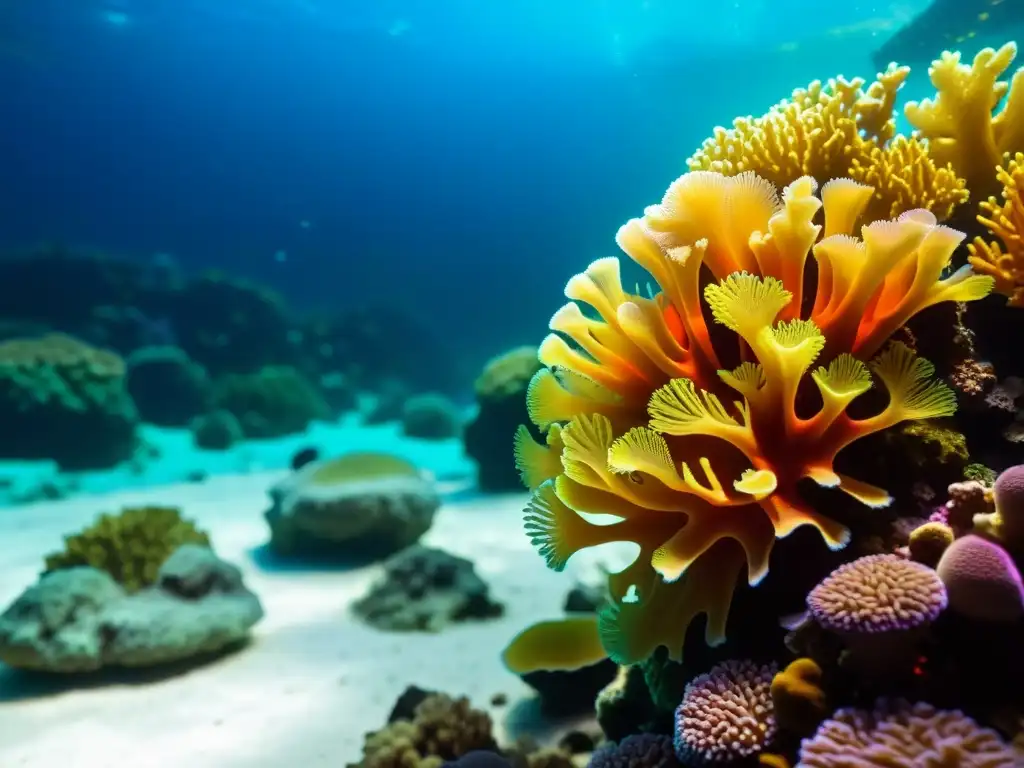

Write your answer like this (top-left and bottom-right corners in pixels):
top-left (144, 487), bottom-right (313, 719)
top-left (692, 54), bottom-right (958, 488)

top-left (905, 42), bottom-right (1024, 201)
top-left (688, 66), bottom-right (967, 223)
top-left (968, 153), bottom-right (1024, 306)
top-left (43, 506), bottom-right (211, 593)
top-left (515, 171), bottom-right (993, 666)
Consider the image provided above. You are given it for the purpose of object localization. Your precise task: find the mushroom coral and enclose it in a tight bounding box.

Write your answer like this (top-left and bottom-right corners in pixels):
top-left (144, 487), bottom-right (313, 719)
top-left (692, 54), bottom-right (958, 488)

top-left (514, 171), bottom-right (993, 666)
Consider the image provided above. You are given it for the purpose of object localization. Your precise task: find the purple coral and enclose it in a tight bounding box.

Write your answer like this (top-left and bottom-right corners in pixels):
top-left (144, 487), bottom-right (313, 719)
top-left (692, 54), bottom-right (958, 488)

top-left (797, 699), bottom-right (1022, 766)
top-left (935, 534), bottom-right (1024, 622)
top-left (673, 659), bottom-right (777, 764)
top-left (806, 554), bottom-right (947, 634)
top-left (589, 734), bottom-right (678, 768)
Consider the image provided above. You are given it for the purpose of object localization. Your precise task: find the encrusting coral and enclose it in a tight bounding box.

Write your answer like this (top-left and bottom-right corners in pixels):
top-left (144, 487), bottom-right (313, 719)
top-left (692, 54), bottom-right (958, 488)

top-left (513, 170), bottom-right (992, 666)
top-left (43, 506), bottom-right (211, 593)
top-left (688, 64), bottom-right (967, 224)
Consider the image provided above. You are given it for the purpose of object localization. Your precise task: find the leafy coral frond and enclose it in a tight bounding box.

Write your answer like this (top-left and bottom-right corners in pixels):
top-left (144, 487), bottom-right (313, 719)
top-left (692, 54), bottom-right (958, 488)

top-left (703, 273), bottom-right (792, 343)
top-left (648, 378), bottom-right (739, 435)
top-left (870, 342), bottom-right (957, 421)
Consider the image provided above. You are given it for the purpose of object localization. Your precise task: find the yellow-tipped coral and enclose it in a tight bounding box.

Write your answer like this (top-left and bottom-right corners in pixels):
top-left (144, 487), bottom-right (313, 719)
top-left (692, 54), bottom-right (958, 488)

top-left (688, 65), bottom-right (967, 223)
top-left (905, 42), bottom-right (1024, 201)
top-left (968, 152), bottom-right (1024, 306)
top-left (517, 171), bottom-right (993, 666)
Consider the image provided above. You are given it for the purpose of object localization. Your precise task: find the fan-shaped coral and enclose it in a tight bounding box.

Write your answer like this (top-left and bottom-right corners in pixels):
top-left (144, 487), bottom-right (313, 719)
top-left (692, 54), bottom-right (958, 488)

top-left (688, 65), bottom-right (967, 223)
top-left (515, 171), bottom-right (992, 665)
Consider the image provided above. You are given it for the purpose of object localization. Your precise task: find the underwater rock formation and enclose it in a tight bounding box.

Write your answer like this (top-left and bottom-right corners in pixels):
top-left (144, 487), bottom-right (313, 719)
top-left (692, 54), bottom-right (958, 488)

top-left (212, 364), bottom-right (331, 438)
top-left (465, 346), bottom-right (542, 492)
top-left (264, 452), bottom-right (438, 560)
top-left (43, 505), bottom-right (211, 593)
top-left (189, 409), bottom-right (244, 450)
top-left (351, 544), bottom-right (504, 632)
top-left (0, 333), bottom-right (139, 469)
top-left (0, 544), bottom-right (262, 672)
top-left (401, 393), bottom-right (463, 440)
top-left (125, 345), bottom-right (211, 427)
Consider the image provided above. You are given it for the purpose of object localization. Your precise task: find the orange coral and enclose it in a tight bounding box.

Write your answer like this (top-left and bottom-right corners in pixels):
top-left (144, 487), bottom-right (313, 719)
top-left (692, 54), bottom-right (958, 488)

top-left (968, 152), bottom-right (1024, 306)
top-left (515, 172), bottom-right (993, 665)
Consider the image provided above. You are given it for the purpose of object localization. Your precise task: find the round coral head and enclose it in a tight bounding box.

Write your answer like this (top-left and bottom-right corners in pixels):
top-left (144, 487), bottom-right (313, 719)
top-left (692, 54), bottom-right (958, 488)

top-left (936, 534), bottom-right (1024, 622)
top-left (806, 554), bottom-right (947, 634)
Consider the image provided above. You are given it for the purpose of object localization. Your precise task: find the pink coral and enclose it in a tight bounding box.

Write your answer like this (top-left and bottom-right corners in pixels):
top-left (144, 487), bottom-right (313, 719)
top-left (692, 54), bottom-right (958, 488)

top-left (935, 534), bottom-right (1024, 622)
top-left (674, 659), bottom-right (777, 763)
top-left (797, 699), bottom-right (1022, 767)
top-left (806, 554), bottom-right (947, 634)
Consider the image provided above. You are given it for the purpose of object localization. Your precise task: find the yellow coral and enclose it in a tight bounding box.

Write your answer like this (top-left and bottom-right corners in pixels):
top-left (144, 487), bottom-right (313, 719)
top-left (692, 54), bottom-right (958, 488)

top-left (968, 152), bottom-right (1024, 306)
top-left (688, 65), bottom-right (965, 222)
top-left (905, 42), bottom-right (1024, 200)
top-left (517, 172), bottom-right (993, 666)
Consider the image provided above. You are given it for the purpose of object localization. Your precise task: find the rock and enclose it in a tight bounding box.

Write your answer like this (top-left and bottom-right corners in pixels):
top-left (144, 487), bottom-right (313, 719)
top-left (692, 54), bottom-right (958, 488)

top-left (0, 545), bottom-right (263, 673)
top-left (265, 453), bottom-right (439, 560)
top-left (352, 545), bottom-right (504, 631)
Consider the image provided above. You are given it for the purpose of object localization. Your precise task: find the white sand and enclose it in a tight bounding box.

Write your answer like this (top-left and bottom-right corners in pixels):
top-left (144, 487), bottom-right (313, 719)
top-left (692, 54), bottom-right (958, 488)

top-left (0, 473), bottom-right (624, 768)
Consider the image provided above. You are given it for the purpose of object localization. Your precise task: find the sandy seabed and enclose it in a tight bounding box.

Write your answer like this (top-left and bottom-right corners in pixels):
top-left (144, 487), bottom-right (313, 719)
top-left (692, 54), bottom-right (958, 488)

top-left (0, 473), bottom-right (621, 768)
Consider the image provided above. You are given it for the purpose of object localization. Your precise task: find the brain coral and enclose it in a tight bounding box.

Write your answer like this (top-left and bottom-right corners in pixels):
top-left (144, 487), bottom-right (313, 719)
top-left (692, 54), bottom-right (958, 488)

top-left (673, 659), bottom-right (778, 764)
top-left (515, 171), bottom-right (992, 665)
top-left (797, 699), bottom-right (1023, 767)
top-left (806, 554), bottom-right (947, 635)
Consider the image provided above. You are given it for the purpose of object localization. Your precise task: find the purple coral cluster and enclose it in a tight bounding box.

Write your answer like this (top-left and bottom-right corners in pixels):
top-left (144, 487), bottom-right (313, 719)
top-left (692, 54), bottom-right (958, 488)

top-left (673, 659), bottom-right (777, 764)
top-left (798, 699), bottom-right (1022, 766)
top-left (806, 554), bottom-right (947, 634)
top-left (590, 734), bottom-right (678, 768)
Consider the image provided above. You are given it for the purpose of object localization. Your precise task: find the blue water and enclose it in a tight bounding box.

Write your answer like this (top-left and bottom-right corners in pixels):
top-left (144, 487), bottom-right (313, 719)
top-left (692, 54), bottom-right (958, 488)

top-left (0, 0), bottom-right (977, 358)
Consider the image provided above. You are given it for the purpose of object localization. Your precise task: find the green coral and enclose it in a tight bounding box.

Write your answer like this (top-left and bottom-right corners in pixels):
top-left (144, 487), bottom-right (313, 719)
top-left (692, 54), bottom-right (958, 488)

top-left (0, 333), bottom-right (138, 469)
top-left (899, 421), bottom-right (969, 467)
top-left (43, 506), bottom-right (211, 592)
top-left (964, 462), bottom-right (997, 485)
top-left (212, 365), bottom-right (330, 438)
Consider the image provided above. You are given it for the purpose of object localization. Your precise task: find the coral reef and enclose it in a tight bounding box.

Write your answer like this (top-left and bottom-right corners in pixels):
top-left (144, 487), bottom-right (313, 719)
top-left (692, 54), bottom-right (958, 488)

top-left (0, 333), bottom-right (138, 469)
top-left (0, 544), bottom-right (262, 672)
top-left (43, 506), bottom-right (211, 593)
top-left (352, 545), bottom-right (504, 632)
top-left (264, 452), bottom-right (438, 560)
